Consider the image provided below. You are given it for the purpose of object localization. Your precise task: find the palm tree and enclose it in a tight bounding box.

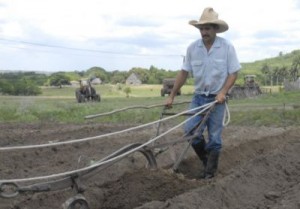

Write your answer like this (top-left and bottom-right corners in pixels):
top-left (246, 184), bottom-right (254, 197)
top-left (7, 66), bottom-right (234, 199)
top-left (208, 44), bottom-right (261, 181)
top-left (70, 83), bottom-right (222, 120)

top-left (261, 63), bottom-right (271, 85)
top-left (273, 67), bottom-right (280, 86)
top-left (290, 55), bottom-right (300, 81)
top-left (278, 66), bottom-right (288, 85)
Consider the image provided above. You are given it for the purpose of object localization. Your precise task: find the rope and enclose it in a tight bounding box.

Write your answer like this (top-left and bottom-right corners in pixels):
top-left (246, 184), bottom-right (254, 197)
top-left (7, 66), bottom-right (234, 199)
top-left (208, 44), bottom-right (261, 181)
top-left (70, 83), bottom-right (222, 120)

top-left (84, 101), bottom-right (190, 119)
top-left (0, 102), bottom-right (212, 151)
top-left (0, 101), bottom-right (217, 183)
top-left (223, 101), bottom-right (231, 126)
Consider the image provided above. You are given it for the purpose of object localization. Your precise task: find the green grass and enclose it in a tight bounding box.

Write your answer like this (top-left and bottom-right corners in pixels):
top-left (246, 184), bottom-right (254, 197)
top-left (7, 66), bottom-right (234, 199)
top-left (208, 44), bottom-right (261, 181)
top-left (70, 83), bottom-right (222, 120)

top-left (41, 84), bottom-right (195, 98)
top-left (228, 91), bottom-right (300, 106)
top-left (0, 85), bottom-right (299, 126)
top-left (0, 95), bottom-right (188, 124)
top-left (227, 91), bottom-right (300, 126)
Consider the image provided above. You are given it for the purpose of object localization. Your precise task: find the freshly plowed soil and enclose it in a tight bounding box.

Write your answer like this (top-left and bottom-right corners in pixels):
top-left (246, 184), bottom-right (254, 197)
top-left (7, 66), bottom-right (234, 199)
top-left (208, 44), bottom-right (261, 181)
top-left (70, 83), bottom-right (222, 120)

top-left (0, 122), bottom-right (299, 209)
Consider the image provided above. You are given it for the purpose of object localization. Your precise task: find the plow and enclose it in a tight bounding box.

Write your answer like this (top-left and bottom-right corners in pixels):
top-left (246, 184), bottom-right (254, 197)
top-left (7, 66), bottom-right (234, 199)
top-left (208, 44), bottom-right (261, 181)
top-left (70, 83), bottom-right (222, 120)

top-left (0, 101), bottom-right (222, 209)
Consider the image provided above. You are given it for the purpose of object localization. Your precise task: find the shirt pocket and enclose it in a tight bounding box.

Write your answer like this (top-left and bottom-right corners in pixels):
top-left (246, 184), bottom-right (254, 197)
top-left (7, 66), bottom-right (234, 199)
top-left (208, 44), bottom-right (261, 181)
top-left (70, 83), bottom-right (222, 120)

top-left (213, 59), bottom-right (226, 71)
top-left (191, 61), bottom-right (203, 70)
top-left (191, 61), bottom-right (204, 78)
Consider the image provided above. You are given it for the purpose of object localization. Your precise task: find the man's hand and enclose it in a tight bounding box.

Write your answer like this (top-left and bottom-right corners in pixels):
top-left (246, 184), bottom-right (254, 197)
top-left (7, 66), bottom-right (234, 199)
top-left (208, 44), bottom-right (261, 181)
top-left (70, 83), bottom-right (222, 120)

top-left (216, 72), bottom-right (238, 103)
top-left (165, 97), bottom-right (174, 108)
top-left (215, 92), bottom-right (226, 103)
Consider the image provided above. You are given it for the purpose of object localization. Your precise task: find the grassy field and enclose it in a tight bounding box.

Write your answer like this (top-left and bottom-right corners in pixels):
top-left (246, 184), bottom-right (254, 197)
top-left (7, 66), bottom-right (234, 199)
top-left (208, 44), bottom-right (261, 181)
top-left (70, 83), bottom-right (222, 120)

top-left (0, 84), bottom-right (299, 126)
top-left (40, 84), bottom-right (195, 98)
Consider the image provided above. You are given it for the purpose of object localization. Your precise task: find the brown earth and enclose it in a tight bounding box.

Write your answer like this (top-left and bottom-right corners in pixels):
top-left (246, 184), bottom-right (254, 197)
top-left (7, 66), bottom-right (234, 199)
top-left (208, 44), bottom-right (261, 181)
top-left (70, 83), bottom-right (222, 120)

top-left (0, 122), bottom-right (299, 209)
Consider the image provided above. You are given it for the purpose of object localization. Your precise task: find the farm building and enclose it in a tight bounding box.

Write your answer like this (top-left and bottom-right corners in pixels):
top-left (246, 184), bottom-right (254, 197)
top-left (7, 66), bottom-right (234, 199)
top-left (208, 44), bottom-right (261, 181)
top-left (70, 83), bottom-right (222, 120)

top-left (91, 77), bottom-right (102, 85)
top-left (70, 80), bottom-right (79, 86)
top-left (126, 73), bottom-right (142, 85)
top-left (71, 78), bottom-right (101, 87)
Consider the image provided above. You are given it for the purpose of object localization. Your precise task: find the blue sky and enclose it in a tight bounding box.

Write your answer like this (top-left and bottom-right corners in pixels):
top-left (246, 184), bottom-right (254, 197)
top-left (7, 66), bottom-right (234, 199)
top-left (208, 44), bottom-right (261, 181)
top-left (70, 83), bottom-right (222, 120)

top-left (0, 0), bottom-right (300, 72)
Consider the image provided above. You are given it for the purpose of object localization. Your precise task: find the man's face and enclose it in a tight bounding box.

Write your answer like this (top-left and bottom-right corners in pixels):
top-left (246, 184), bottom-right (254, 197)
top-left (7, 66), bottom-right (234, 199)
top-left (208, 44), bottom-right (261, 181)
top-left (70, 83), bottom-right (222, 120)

top-left (199, 24), bottom-right (217, 43)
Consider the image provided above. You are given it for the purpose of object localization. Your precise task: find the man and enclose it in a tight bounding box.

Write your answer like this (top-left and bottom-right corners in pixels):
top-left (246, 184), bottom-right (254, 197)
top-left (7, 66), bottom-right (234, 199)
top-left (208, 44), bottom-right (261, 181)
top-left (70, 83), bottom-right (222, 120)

top-left (165, 7), bottom-right (241, 179)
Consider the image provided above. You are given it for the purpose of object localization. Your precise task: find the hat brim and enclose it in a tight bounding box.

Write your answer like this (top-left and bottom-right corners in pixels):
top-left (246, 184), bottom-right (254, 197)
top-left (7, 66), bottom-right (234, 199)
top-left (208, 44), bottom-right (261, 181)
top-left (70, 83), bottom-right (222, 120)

top-left (189, 20), bottom-right (228, 33)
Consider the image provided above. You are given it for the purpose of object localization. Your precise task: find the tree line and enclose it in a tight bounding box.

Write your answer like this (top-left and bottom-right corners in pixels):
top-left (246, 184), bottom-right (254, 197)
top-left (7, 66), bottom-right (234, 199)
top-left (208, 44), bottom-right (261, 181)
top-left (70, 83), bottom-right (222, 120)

top-left (0, 65), bottom-right (181, 95)
top-left (1, 51), bottom-right (299, 96)
top-left (80, 65), bottom-right (180, 84)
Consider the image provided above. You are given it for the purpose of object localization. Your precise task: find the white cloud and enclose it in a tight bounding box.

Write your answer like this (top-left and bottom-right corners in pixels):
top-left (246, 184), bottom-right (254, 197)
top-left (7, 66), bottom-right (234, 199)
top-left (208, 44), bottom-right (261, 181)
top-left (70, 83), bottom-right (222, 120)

top-left (0, 0), bottom-right (300, 71)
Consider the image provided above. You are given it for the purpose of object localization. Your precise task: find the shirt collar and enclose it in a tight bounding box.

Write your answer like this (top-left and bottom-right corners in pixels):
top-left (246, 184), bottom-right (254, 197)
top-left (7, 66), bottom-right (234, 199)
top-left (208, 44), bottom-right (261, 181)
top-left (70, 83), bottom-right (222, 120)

top-left (197, 36), bottom-right (221, 48)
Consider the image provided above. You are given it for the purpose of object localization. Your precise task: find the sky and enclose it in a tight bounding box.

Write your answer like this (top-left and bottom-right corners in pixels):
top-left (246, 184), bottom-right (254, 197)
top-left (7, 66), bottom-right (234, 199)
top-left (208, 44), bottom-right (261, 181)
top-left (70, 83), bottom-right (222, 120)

top-left (0, 0), bottom-right (300, 72)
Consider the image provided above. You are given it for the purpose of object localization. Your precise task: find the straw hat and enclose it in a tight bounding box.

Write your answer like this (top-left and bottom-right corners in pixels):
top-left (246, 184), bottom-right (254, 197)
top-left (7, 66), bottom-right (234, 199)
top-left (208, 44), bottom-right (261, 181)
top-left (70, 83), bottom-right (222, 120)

top-left (189, 7), bottom-right (228, 33)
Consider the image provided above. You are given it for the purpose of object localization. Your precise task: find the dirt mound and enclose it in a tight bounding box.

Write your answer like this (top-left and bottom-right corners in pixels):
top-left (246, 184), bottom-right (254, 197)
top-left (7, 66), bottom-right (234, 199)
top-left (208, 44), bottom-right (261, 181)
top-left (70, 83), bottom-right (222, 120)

top-left (0, 123), bottom-right (299, 209)
top-left (136, 129), bottom-right (300, 209)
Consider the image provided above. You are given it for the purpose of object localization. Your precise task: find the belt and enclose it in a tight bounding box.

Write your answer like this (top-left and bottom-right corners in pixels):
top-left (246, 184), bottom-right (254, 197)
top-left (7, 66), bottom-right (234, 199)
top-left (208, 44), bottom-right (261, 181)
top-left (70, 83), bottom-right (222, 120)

top-left (200, 94), bottom-right (216, 98)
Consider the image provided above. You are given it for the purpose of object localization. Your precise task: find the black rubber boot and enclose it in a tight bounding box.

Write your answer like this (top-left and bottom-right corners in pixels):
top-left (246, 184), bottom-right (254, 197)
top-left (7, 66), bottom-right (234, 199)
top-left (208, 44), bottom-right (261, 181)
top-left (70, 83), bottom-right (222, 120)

top-left (191, 136), bottom-right (207, 167)
top-left (203, 150), bottom-right (220, 179)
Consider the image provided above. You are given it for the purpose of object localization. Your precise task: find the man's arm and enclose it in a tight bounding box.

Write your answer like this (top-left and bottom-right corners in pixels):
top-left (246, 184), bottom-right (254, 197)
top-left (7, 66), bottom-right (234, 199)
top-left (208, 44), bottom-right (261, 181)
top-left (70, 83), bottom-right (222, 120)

top-left (165, 70), bottom-right (189, 107)
top-left (216, 72), bottom-right (238, 103)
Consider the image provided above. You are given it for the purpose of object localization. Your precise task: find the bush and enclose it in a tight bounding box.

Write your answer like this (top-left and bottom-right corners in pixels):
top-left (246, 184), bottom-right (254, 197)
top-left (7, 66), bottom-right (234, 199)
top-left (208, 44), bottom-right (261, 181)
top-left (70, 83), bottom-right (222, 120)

top-left (0, 78), bottom-right (42, 96)
top-left (123, 86), bottom-right (131, 97)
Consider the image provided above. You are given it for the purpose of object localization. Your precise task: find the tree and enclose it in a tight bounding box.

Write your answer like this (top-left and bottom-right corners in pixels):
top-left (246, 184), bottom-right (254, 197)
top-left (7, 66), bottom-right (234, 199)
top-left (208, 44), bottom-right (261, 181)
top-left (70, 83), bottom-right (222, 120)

top-left (86, 66), bottom-right (109, 83)
top-left (75, 70), bottom-right (85, 77)
top-left (49, 72), bottom-right (71, 88)
top-left (17, 72), bottom-right (48, 86)
top-left (15, 78), bottom-right (42, 95)
top-left (290, 55), bottom-right (300, 81)
top-left (149, 65), bottom-right (178, 84)
top-left (0, 72), bottom-right (42, 95)
top-left (110, 71), bottom-right (128, 84)
top-left (261, 63), bottom-right (271, 85)
top-left (65, 71), bottom-right (82, 81)
top-left (278, 66), bottom-right (288, 84)
top-left (0, 79), bottom-right (14, 95)
top-left (273, 67), bottom-right (280, 86)
top-left (0, 78), bottom-right (41, 95)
